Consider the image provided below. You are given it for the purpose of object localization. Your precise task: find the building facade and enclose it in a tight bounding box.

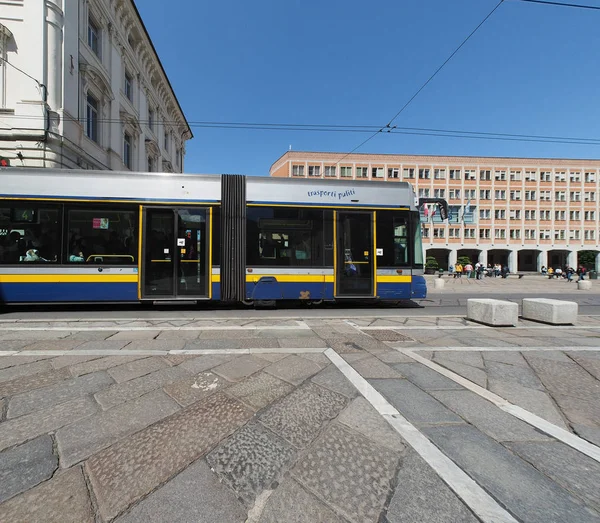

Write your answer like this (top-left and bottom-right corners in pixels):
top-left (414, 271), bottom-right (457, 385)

top-left (271, 151), bottom-right (600, 273)
top-left (0, 0), bottom-right (191, 171)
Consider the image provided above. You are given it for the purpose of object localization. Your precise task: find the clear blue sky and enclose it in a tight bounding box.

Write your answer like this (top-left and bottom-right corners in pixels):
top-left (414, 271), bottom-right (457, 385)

top-left (136, 0), bottom-right (600, 176)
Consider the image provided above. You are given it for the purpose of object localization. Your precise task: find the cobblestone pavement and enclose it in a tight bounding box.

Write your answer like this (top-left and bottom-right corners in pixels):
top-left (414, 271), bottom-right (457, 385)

top-left (0, 312), bottom-right (600, 522)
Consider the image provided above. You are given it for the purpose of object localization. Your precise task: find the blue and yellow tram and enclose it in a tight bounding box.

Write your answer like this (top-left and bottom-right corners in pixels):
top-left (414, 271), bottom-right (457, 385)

top-left (0, 169), bottom-right (431, 305)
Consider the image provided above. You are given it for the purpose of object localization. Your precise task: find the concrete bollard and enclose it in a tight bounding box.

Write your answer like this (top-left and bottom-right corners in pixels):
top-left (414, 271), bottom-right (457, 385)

top-left (433, 279), bottom-right (445, 290)
top-left (578, 280), bottom-right (592, 290)
top-left (522, 298), bottom-right (578, 325)
top-left (467, 299), bottom-right (518, 326)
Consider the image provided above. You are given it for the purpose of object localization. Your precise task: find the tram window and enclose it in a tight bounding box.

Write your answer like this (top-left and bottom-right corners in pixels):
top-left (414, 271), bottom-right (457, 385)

top-left (66, 207), bottom-right (138, 264)
top-left (246, 207), bottom-right (324, 267)
top-left (0, 204), bottom-right (61, 264)
top-left (376, 211), bottom-right (410, 267)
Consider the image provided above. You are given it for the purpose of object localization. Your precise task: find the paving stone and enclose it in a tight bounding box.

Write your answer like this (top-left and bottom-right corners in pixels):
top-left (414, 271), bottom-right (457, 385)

top-left (63, 331), bottom-right (118, 340)
top-left (367, 329), bottom-right (415, 342)
top-left (226, 372), bottom-right (294, 411)
top-left (199, 329), bottom-right (256, 339)
top-left (164, 354), bottom-right (196, 365)
top-left (392, 363), bottom-right (464, 391)
top-left (259, 477), bottom-right (343, 523)
top-left (342, 352), bottom-right (372, 363)
top-left (255, 328), bottom-right (317, 338)
top-left (350, 356), bottom-right (403, 378)
top-left (488, 379), bottom-right (569, 429)
top-left (311, 365), bottom-right (358, 399)
top-left (260, 382), bottom-right (348, 448)
top-left (524, 350), bottom-right (573, 362)
top-left (86, 392), bottom-right (252, 521)
top-left (155, 330), bottom-right (201, 340)
top-left (8, 370), bottom-right (114, 418)
top-left (0, 330), bottom-right (70, 340)
top-left (212, 355), bottom-right (268, 382)
top-left (553, 394), bottom-right (600, 426)
top-left (50, 355), bottom-right (102, 370)
top-left (95, 366), bottom-right (190, 409)
top-left (430, 358), bottom-right (488, 387)
top-left (74, 339), bottom-right (130, 350)
top-left (0, 340), bottom-right (33, 351)
top-left (124, 339), bottom-right (187, 352)
top-left (524, 356), bottom-right (600, 402)
top-left (184, 339), bottom-right (243, 349)
top-left (163, 371), bottom-right (229, 407)
top-left (292, 423), bottom-right (399, 523)
top-left (0, 366), bottom-right (72, 400)
top-left (0, 396), bottom-right (97, 452)
top-left (386, 450), bottom-right (478, 523)
top-left (573, 424), bottom-right (600, 447)
top-left (375, 351), bottom-right (416, 364)
top-left (69, 355), bottom-right (146, 377)
top-left (107, 330), bottom-right (162, 340)
top-left (56, 389), bottom-right (180, 467)
top-left (207, 421), bottom-right (296, 505)
top-left (431, 390), bottom-right (551, 442)
top-left (337, 397), bottom-right (406, 452)
top-left (507, 440), bottom-right (600, 512)
top-left (0, 355), bottom-right (54, 370)
top-left (0, 466), bottom-right (93, 523)
top-left (328, 339), bottom-right (365, 353)
top-left (20, 340), bottom-right (85, 351)
top-left (0, 435), bottom-right (57, 503)
top-left (179, 354), bottom-right (234, 374)
top-left (369, 379), bottom-right (464, 425)
top-left (114, 459), bottom-right (247, 523)
top-left (108, 356), bottom-right (170, 383)
top-left (484, 360), bottom-right (545, 390)
top-left (253, 353), bottom-right (289, 362)
top-left (263, 354), bottom-right (322, 385)
top-left (298, 352), bottom-right (330, 367)
top-left (569, 354), bottom-right (600, 381)
top-left (433, 351), bottom-right (484, 368)
top-left (237, 338), bottom-right (280, 348)
top-left (278, 337), bottom-right (328, 348)
top-left (0, 359), bottom-right (53, 384)
top-left (481, 350), bottom-right (529, 366)
top-left (424, 424), bottom-right (600, 523)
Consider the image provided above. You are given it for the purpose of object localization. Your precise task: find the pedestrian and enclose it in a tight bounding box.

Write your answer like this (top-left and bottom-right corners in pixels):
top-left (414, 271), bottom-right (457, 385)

top-left (567, 267), bottom-right (574, 283)
top-left (455, 263), bottom-right (463, 278)
top-left (465, 262), bottom-right (473, 278)
top-left (577, 266), bottom-right (584, 281)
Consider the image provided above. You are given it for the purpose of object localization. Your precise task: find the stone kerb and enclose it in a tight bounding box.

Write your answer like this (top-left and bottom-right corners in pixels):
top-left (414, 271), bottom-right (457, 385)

top-left (433, 279), bottom-right (445, 289)
top-left (522, 298), bottom-right (578, 325)
top-left (466, 299), bottom-right (518, 327)
top-left (578, 280), bottom-right (592, 291)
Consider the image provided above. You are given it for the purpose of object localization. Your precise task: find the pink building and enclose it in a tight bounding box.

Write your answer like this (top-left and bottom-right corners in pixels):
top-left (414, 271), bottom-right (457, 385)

top-left (271, 151), bottom-right (600, 273)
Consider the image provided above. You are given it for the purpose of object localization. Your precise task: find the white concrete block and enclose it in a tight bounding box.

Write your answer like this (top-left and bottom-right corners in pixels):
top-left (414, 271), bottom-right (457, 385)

top-left (467, 299), bottom-right (518, 327)
top-left (522, 298), bottom-right (578, 325)
top-left (433, 279), bottom-right (445, 289)
top-left (578, 280), bottom-right (592, 291)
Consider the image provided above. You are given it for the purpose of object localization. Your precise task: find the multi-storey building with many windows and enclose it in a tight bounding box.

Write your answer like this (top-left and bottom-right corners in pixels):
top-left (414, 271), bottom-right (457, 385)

top-left (271, 151), bottom-right (600, 272)
top-left (0, 0), bottom-right (191, 171)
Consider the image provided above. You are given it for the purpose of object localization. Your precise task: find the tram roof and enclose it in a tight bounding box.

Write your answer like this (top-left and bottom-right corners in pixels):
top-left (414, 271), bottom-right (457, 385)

top-left (0, 169), bottom-right (418, 209)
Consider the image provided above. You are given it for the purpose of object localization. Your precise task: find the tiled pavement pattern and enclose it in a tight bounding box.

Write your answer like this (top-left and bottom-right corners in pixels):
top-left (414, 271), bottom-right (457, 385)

top-left (0, 315), bottom-right (599, 521)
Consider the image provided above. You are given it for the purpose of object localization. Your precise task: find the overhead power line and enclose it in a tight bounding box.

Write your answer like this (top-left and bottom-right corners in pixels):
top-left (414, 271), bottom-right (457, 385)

top-left (4, 113), bottom-right (600, 146)
top-left (332, 0), bottom-right (506, 167)
top-left (512, 0), bottom-right (600, 10)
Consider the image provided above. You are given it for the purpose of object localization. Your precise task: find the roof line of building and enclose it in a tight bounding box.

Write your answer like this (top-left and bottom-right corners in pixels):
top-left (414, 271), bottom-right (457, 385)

top-left (130, 0), bottom-right (193, 139)
top-left (270, 150), bottom-right (600, 169)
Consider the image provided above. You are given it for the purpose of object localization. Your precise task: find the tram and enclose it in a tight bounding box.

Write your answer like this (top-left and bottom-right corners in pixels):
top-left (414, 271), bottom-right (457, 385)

top-left (0, 168), bottom-right (441, 306)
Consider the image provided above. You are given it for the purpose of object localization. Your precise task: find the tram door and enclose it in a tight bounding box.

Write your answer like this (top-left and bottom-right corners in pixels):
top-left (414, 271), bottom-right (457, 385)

top-left (335, 212), bottom-right (375, 297)
top-left (142, 208), bottom-right (209, 299)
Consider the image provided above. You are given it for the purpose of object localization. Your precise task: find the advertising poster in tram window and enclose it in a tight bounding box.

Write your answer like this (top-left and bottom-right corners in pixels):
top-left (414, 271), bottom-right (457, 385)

top-left (92, 218), bottom-right (109, 229)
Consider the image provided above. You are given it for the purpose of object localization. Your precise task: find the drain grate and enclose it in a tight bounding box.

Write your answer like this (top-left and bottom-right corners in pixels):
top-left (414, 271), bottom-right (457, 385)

top-left (366, 330), bottom-right (415, 342)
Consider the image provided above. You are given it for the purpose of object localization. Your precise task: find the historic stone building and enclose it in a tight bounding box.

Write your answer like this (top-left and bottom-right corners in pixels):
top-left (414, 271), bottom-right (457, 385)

top-left (0, 0), bottom-right (191, 171)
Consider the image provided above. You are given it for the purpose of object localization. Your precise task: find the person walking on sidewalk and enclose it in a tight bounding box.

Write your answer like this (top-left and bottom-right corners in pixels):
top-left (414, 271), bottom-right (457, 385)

top-left (464, 262), bottom-right (473, 278)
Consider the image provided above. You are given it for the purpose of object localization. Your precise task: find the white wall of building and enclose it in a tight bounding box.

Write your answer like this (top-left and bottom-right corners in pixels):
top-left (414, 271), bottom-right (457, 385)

top-left (0, 0), bottom-right (191, 171)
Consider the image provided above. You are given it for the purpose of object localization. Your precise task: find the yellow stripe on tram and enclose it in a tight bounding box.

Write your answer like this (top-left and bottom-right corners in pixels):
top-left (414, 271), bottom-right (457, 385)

top-left (376, 275), bottom-right (412, 283)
